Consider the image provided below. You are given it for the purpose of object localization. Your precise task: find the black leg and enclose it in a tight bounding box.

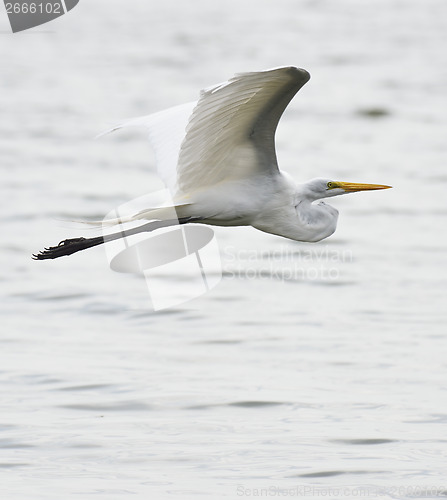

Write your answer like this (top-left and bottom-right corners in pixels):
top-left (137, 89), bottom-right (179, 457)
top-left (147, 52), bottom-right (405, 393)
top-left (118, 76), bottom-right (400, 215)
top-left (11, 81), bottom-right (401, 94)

top-left (32, 217), bottom-right (201, 260)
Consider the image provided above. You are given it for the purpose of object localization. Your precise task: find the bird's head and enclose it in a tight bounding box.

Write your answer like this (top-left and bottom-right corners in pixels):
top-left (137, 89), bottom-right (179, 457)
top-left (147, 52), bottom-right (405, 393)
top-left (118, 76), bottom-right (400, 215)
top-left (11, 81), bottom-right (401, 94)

top-left (303, 178), bottom-right (392, 200)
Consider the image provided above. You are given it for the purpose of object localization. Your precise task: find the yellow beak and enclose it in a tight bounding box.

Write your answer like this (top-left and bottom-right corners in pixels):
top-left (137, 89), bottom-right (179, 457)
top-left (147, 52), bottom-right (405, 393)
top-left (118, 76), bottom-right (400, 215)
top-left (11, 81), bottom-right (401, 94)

top-left (336, 181), bottom-right (392, 192)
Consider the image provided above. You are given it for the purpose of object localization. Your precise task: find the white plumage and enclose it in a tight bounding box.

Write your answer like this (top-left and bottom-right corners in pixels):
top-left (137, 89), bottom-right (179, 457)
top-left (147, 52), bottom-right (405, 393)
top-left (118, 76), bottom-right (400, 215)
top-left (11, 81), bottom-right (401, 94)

top-left (34, 66), bottom-right (391, 261)
top-left (103, 66), bottom-right (390, 242)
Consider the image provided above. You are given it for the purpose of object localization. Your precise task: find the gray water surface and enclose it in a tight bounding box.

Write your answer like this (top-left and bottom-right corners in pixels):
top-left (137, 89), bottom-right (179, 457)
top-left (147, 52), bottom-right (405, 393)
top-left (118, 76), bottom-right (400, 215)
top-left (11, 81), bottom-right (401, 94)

top-left (1, 1), bottom-right (447, 498)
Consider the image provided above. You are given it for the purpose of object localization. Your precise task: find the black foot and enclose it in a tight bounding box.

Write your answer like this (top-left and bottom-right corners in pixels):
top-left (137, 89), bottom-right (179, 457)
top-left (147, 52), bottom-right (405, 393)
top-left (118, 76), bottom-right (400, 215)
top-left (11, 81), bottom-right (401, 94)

top-left (32, 236), bottom-right (101, 260)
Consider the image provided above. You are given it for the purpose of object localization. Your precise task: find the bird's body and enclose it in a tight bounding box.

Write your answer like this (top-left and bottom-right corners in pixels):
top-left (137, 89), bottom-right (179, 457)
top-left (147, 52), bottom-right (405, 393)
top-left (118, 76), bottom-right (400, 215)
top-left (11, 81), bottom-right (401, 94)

top-left (34, 66), bottom-right (390, 260)
top-left (181, 174), bottom-right (338, 243)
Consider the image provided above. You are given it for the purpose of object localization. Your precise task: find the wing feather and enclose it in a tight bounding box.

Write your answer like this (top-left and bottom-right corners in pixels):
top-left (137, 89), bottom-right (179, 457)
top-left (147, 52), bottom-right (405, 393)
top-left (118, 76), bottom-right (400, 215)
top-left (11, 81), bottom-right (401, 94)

top-left (177, 66), bottom-right (310, 194)
top-left (98, 102), bottom-right (196, 192)
top-left (100, 67), bottom-right (310, 198)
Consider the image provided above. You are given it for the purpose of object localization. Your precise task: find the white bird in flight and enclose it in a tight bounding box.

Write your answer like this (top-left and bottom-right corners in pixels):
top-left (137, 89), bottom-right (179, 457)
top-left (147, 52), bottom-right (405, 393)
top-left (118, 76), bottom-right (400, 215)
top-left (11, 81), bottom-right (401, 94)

top-left (34, 66), bottom-right (391, 260)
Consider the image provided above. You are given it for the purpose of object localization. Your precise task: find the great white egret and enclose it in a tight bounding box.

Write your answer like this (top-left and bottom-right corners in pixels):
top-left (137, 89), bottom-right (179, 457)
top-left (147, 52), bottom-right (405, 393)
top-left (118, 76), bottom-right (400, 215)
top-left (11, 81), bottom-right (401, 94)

top-left (33, 66), bottom-right (391, 260)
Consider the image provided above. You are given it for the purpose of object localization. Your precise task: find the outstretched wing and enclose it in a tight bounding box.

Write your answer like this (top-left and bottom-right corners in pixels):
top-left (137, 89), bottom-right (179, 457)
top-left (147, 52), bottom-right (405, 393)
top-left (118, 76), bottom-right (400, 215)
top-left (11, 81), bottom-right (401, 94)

top-left (99, 101), bottom-right (196, 193)
top-left (176, 66), bottom-right (310, 195)
top-left (100, 66), bottom-right (310, 196)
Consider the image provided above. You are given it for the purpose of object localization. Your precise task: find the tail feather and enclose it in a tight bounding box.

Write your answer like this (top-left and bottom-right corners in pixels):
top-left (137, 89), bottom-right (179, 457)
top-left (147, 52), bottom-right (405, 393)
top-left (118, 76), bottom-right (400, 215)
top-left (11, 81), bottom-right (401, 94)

top-left (76, 204), bottom-right (194, 228)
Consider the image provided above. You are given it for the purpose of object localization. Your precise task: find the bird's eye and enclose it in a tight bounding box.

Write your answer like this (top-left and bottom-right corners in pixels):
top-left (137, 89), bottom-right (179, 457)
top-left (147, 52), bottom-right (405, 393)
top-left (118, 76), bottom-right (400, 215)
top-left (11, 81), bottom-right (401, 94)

top-left (327, 182), bottom-right (335, 189)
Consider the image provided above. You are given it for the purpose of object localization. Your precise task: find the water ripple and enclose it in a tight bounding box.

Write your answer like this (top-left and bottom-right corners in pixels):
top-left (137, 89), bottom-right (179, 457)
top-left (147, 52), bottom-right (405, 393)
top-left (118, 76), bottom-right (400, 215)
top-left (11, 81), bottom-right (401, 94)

top-left (294, 469), bottom-right (388, 478)
top-left (330, 438), bottom-right (397, 445)
top-left (56, 384), bottom-right (115, 392)
top-left (186, 401), bottom-right (289, 410)
top-left (59, 400), bottom-right (152, 412)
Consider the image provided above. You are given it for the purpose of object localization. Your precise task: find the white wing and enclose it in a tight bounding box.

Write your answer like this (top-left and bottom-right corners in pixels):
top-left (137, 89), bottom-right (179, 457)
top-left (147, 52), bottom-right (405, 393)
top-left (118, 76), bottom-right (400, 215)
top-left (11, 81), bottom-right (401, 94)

top-left (99, 101), bottom-right (196, 192)
top-left (176, 66), bottom-right (310, 195)
top-left (100, 66), bottom-right (310, 197)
